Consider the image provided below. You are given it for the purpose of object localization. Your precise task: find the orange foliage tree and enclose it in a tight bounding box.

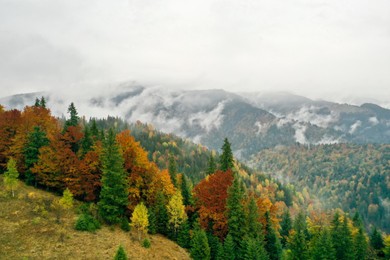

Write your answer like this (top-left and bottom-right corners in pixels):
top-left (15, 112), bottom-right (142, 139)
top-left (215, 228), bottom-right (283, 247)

top-left (193, 170), bottom-right (234, 239)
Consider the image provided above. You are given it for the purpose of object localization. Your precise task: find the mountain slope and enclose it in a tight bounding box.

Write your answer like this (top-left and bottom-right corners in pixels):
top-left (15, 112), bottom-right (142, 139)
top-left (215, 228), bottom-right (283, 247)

top-left (0, 176), bottom-right (190, 260)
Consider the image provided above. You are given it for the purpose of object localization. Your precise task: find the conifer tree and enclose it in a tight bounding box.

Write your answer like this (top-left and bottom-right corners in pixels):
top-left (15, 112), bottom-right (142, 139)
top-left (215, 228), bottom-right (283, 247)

top-left (280, 209), bottom-right (292, 247)
top-left (220, 138), bottom-right (234, 171)
top-left (177, 221), bottom-right (191, 248)
top-left (65, 102), bottom-right (79, 129)
top-left (34, 97), bottom-right (40, 107)
top-left (23, 126), bottom-right (49, 185)
top-left (354, 225), bottom-right (368, 260)
top-left (154, 191), bottom-right (169, 235)
top-left (264, 211), bottom-right (282, 260)
top-left (131, 202), bottom-right (149, 241)
top-left (384, 235), bottom-right (390, 259)
top-left (223, 233), bottom-right (235, 260)
top-left (168, 154), bottom-right (178, 187)
top-left (114, 245), bottom-right (128, 260)
top-left (148, 209), bottom-right (157, 235)
top-left (4, 158), bottom-right (19, 197)
top-left (247, 196), bottom-right (264, 241)
top-left (98, 129), bottom-right (128, 224)
top-left (191, 228), bottom-right (211, 260)
top-left (207, 153), bottom-right (217, 175)
top-left (80, 126), bottom-right (93, 156)
top-left (244, 237), bottom-right (269, 260)
top-left (207, 232), bottom-right (220, 260)
top-left (226, 174), bottom-right (247, 256)
top-left (331, 213), bottom-right (354, 260)
top-left (40, 96), bottom-right (46, 108)
top-left (309, 228), bottom-right (336, 260)
top-left (180, 174), bottom-right (192, 206)
top-left (90, 119), bottom-right (99, 139)
top-left (216, 241), bottom-right (225, 260)
top-left (370, 227), bottom-right (384, 251)
top-left (288, 211), bottom-right (308, 260)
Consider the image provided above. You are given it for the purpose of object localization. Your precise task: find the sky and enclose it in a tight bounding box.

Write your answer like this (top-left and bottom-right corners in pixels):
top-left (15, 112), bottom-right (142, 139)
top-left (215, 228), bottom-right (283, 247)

top-left (0, 0), bottom-right (389, 104)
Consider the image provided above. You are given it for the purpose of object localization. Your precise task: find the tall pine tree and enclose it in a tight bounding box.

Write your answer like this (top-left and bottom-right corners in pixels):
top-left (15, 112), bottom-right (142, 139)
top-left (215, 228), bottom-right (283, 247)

top-left (288, 211), bottom-right (309, 260)
top-left (264, 211), bottom-right (282, 260)
top-left (226, 174), bottom-right (247, 258)
top-left (220, 138), bottom-right (234, 172)
top-left (98, 129), bottom-right (128, 224)
top-left (207, 153), bottom-right (217, 175)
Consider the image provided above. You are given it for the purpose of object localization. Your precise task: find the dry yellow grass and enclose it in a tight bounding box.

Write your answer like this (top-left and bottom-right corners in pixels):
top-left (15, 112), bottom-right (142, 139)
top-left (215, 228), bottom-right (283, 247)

top-left (0, 177), bottom-right (191, 260)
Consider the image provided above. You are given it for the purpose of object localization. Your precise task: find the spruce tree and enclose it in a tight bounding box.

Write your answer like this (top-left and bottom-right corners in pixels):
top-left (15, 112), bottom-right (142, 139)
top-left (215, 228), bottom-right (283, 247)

top-left (309, 228), bottom-right (336, 260)
top-left (226, 174), bottom-right (247, 257)
top-left (370, 227), bottom-right (384, 251)
top-left (280, 209), bottom-right (292, 247)
top-left (64, 102), bottom-right (79, 131)
top-left (223, 234), bottom-right (235, 260)
top-left (114, 245), bottom-right (128, 260)
top-left (180, 174), bottom-right (192, 206)
top-left (247, 196), bottom-right (264, 241)
top-left (40, 96), bottom-right (46, 108)
top-left (98, 129), bottom-right (128, 224)
top-left (154, 191), bottom-right (169, 235)
top-left (354, 225), bottom-right (368, 260)
top-left (288, 211), bottom-right (308, 260)
top-left (23, 126), bottom-right (49, 185)
top-left (331, 213), bottom-right (354, 260)
top-left (207, 154), bottom-right (217, 175)
top-left (148, 209), bottom-right (157, 235)
top-left (177, 221), bottom-right (191, 248)
top-left (220, 138), bottom-right (234, 171)
top-left (80, 126), bottom-right (93, 156)
top-left (207, 232), bottom-right (220, 260)
top-left (264, 211), bottom-right (282, 260)
top-left (191, 228), bottom-right (211, 260)
top-left (216, 241), bottom-right (225, 260)
top-left (244, 237), bottom-right (269, 260)
top-left (4, 158), bottom-right (19, 197)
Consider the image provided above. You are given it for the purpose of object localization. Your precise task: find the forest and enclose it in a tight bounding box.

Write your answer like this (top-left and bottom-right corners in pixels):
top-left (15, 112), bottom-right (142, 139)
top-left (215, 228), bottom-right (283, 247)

top-left (1, 98), bottom-right (390, 259)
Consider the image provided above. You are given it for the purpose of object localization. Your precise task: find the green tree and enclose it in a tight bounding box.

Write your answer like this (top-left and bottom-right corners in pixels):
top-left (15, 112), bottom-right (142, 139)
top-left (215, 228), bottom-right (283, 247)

top-left (177, 221), bottom-right (191, 248)
top-left (168, 154), bottom-right (177, 187)
top-left (354, 225), bottom-right (368, 260)
top-left (114, 245), bottom-right (128, 260)
top-left (23, 126), bottom-right (49, 185)
top-left (131, 202), bottom-right (149, 241)
top-left (180, 174), bottom-right (192, 206)
top-left (370, 227), bottom-right (384, 253)
top-left (331, 213), bottom-right (354, 260)
top-left (247, 196), bottom-right (264, 241)
top-left (64, 102), bottom-right (80, 130)
top-left (207, 153), bottom-right (217, 175)
top-left (309, 228), bottom-right (336, 260)
top-left (220, 138), bottom-right (234, 171)
top-left (191, 228), bottom-right (211, 260)
top-left (98, 129), bottom-right (128, 224)
top-left (280, 209), bottom-right (292, 247)
top-left (226, 174), bottom-right (247, 257)
top-left (148, 209), bottom-right (157, 235)
top-left (80, 126), bottom-right (93, 156)
top-left (154, 191), bottom-right (169, 235)
top-left (4, 158), bottom-right (19, 197)
top-left (264, 211), bottom-right (282, 260)
top-left (40, 96), bottom-right (46, 108)
top-left (223, 233), bottom-right (235, 260)
top-left (288, 212), bottom-right (308, 260)
top-left (244, 237), bottom-right (269, 260)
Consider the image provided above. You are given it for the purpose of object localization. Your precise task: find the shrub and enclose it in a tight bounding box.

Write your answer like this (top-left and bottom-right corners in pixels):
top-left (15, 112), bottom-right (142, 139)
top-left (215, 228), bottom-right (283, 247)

top-left (142, 238), bottom-right (151, 248)
top-left (120, 217), bottom-right (130, 232)
top-left (74, 213), bottom-right (101, 232)
top-left (114, 245), bottom-right (128, 260)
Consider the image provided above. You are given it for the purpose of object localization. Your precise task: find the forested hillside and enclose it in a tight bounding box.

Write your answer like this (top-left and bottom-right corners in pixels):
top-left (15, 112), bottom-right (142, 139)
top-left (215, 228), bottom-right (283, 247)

top-left (250, 144), bottom-right (390, 233)
top-left (1, 99), bottom-right (389, 259)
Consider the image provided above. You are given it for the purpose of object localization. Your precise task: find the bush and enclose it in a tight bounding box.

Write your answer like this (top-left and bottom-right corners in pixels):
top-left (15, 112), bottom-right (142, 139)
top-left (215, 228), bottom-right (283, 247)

top-left (142, 238), bottom-right (151, 248)
top-left (120, 218), bottom-right (130, 232)
top-left (75, 213), bottom-right (101, 232)
top-left (114, 245), bottom-right (128, 260)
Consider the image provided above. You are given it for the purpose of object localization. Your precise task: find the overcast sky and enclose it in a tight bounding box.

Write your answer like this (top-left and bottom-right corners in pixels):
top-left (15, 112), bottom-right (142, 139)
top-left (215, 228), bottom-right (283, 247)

top-left (0, 0), bottom-right (389, 104)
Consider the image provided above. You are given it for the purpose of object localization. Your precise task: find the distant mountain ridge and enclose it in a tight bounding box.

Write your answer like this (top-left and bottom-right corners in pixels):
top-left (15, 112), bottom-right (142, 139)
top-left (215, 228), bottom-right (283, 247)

top-left (1, 83), bottom-right (390, 160)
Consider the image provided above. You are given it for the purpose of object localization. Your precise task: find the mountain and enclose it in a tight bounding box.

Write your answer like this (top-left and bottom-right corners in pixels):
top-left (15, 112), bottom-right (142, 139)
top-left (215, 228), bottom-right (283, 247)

top-left (1, 83), bottom-right (390, 160)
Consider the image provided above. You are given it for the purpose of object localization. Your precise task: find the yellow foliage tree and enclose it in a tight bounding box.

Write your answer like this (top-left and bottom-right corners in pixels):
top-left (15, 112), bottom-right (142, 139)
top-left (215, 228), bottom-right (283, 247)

top-left (131, 202), bottom-right (149, 241)
top-left (167, 190), bottom-right (187, 235)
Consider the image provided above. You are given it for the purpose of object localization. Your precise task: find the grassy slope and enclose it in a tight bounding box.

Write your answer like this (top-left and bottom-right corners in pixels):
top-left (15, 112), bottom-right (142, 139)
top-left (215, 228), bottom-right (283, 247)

top-left (0, 177), bottom-right (190, 260)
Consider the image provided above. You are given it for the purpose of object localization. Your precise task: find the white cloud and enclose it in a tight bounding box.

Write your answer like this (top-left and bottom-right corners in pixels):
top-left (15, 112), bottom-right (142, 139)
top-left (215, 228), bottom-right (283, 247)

top-left (349, 120), bottom-right (362, 134)
top-left (293, 122), bottom-right (307, 144)
top-left (369, 117), bottom-right (379, 125)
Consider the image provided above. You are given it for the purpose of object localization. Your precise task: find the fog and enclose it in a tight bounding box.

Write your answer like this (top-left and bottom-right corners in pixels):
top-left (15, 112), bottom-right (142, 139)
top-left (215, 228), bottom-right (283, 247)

top-left (1, 0), bottom-right (390, 104)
